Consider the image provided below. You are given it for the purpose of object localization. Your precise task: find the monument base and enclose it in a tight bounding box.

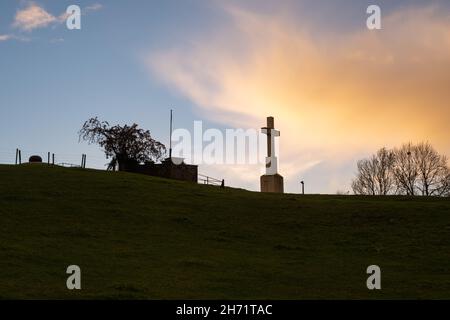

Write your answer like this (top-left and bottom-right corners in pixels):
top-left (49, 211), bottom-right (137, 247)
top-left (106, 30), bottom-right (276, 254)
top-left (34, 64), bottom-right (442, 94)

top-left (260, 174), bottom-right (284, 193)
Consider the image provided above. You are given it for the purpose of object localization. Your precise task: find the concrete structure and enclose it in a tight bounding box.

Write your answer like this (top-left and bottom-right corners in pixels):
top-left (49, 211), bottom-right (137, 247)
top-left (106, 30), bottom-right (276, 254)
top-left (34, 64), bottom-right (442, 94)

top-left (260, 116), bottom-right (284, 193)
top-left (128, 158), bottom-right (198, 183)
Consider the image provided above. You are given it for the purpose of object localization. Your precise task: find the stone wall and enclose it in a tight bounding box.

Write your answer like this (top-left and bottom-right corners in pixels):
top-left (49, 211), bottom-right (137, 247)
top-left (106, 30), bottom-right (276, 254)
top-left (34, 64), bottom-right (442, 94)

top-left (127, 159), bottom-right (198, 183)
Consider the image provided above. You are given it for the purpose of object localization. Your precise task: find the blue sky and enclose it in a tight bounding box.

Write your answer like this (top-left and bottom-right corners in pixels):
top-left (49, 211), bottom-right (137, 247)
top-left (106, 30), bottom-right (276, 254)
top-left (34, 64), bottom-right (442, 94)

top-left (1, 1), bottom-right (217, 165)
top-left (1, 1), bottom-right (449, 193)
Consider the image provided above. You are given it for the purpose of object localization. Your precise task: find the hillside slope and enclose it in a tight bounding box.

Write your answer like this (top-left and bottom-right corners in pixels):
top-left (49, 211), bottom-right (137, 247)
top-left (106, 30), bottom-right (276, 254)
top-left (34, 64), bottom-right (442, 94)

top-left (0, 164), bottom-right (449, 299)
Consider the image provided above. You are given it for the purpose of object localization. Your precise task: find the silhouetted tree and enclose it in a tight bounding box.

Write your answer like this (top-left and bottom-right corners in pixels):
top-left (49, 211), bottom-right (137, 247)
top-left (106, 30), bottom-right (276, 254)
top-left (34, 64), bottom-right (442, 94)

top-left (352, 147), bottom-right (395, 195)
top-left (353, 142), bottom-right (450, 197)
top-left (392, 143), bottom-right (418, 195)
top-left (79, 117), bottom-right (166, 171)
top-left (413, 142), bottom-right (449, 196)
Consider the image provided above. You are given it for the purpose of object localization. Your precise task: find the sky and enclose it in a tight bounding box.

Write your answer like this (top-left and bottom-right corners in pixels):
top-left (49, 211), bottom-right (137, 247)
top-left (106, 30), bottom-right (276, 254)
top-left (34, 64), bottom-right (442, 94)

top-left (1, 0), bottom-right (449, 194)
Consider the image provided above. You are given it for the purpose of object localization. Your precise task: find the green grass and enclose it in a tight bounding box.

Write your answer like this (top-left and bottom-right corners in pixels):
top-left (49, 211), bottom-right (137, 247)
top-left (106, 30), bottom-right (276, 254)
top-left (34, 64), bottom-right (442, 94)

top-left (0, 164), bottom-right (449, 299)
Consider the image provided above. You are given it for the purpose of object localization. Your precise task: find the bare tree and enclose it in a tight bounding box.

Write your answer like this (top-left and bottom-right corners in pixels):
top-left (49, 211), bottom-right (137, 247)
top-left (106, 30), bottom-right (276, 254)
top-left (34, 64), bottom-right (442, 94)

top-left (414, 142), bottom-right (449, 196)
top-left (433, 166), bottom-right (450, 197)
top-left (392, 143), bottom-right (418, 195)
top-left (353, 142), bottom-right (450, 197)
top-left (352, 158), bottom-right (376, 195)
top-left (352, 147), bottom-right (395, 195)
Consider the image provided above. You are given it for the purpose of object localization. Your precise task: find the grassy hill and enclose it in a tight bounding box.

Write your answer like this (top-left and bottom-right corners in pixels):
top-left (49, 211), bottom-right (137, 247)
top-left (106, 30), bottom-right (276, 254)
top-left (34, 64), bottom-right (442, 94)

top-left (0, 164), bottom-right (449, 299)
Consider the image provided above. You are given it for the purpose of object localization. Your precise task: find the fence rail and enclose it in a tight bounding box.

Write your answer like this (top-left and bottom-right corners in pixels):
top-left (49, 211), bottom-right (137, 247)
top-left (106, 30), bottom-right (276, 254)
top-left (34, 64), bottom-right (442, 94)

top-left (3, 149), bottom-right (226, 188)
top-left (0, 148), bottom-right (94, 169)
top-left (198, 174), bottom-right (224, 187)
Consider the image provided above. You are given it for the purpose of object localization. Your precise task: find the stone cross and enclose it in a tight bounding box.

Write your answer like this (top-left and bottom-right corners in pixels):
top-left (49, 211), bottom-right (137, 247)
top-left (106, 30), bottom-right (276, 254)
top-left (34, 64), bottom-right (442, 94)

top-left (261, 116), bottom-right (280, 175)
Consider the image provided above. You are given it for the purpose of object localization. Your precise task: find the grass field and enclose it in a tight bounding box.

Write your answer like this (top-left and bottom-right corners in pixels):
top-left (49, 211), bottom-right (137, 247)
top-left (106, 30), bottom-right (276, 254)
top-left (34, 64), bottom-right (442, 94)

top-left (0, 164), bottom-right (449, 299)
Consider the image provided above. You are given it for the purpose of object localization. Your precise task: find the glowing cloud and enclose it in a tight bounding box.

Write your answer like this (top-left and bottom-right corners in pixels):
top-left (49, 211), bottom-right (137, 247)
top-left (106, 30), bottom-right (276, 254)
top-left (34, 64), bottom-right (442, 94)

top-left (147, 3), bottom-right (450, 192)
top-left (13, 2), bottom-right (58, 31)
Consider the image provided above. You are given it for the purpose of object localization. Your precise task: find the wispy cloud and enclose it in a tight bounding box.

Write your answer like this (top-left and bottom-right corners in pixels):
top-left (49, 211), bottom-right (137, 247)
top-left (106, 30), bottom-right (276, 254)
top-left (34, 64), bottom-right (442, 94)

top-left (0, 33), bottom-right (31, 42)
top-left (49, 37), bottom-right (64, 44)
top-left (147, 3), bottom-right (450, 192)
top-left (85, 3), bottom-right (103, 13)
top-left (0, 34), bottom-right (12, 41)
top-left (13, 2), bottom-right (58, 31)
top-left (11, 2), bottom-right (103, 32)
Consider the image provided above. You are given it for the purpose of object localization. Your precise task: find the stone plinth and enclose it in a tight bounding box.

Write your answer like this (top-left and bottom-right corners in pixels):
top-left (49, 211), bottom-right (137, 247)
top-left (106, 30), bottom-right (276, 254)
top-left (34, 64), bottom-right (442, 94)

top-left (260, 174), bottom-right (284, 193)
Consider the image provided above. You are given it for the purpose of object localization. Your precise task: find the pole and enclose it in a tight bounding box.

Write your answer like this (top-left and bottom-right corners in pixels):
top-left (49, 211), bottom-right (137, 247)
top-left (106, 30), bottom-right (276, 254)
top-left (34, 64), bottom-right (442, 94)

top-left (15, 149), bottom-right (18, 165)
top-left (83, 154), bottom-right (86, 168)
top-left (48, 152), bottom-right (50, 165)
top-left (52, 153), bottom-right (55, 165)
top-left (169, 109), bottom-right (173, 159)
top-left (301, 181), bottom-right (304, 195)
top-left (19, 150), bottom-right (22, 164)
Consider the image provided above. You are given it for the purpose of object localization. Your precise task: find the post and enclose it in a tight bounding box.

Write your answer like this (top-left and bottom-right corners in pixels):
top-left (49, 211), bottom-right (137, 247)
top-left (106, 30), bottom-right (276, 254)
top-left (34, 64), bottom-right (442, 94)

top-left (18, 150), bottom-right (22, 164)
top-left (169, 109), bottom-right (173, 159)
top-left (52, 153), bottom-right (55, 165)
top-left (83, 154), bottom-right (86, 168)
top-left (48, 152), bottom-right (50, 165)
top-left (221, 179), bottom-right (225, 188)
top-left (301, 181), bottom-right (304, 195)
top-left (15, 149), bottom-right (18, 165)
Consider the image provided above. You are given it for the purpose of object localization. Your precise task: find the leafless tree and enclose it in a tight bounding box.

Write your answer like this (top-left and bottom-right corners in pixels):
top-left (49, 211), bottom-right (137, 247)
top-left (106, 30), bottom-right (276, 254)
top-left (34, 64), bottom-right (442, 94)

top-left (354, 142), bottom-right (450, 197)
top-left (392, 143), bottom-right (418, 195)
top-left (413, 142), bottom-right (449, 196)
top-left (352, 147), bottom-right (395, 195)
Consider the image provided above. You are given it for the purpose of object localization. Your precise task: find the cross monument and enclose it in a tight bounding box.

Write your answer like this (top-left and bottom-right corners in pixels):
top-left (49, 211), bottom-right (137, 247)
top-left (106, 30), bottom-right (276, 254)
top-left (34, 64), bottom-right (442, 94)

top-left (260, 116), bottom-right (284, 193)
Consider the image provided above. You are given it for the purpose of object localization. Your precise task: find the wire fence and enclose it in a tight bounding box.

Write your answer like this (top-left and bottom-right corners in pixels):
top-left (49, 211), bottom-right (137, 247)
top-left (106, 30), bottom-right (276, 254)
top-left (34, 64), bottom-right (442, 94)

top-left (2, 149), bottom-right (226, 187)
top-left (198, 173), bottom-right (224, 187)
top-left (0, 148), bottom-right (109, 170)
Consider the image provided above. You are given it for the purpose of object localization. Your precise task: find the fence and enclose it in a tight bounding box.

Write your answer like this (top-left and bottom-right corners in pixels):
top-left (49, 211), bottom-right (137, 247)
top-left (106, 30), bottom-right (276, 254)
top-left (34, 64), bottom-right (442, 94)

top-left (2, 148), bottom-right (226, 187)
top-left (198, 173), bottom-right (225, 187)
top-left (0, 148), bottom-right (108, 170)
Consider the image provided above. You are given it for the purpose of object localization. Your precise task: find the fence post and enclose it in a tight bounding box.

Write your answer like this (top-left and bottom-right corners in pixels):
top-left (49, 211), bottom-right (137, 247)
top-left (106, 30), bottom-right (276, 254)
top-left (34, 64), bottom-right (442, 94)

top-left (18, 150), bottom-right (22, 164)
top-left (15, 149), bottom-right (18, 165)
top-left (47, 152), bottom-right (50, 165)
top-left (52, 153), bottom-right (55, 165)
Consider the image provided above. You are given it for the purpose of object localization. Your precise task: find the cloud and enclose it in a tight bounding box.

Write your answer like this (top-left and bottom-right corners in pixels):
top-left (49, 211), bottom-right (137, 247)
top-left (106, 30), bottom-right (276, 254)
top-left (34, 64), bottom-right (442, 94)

top-left (50, 38), bottom-right (64, 43)
top-left (85, 4), bottom-right (103, 13)
top-left (146, 3), bottom-right (450, 193)
top-left (13, 2), bottom-right (58, 31)
top-left (11, 2), bottom-right (102, 34)
top-left (0, 33), bottom-right (31, 42)
top-left (0, 34), bottom-right (12, 41)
